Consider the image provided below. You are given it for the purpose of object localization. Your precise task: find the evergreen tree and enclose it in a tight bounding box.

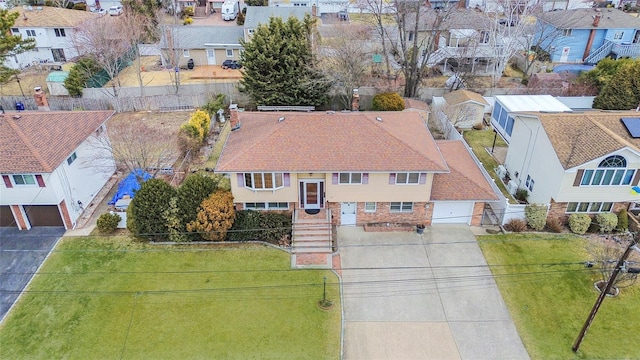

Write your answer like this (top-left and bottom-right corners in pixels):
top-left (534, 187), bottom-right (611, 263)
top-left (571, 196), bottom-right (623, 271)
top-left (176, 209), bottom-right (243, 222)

top-left (127, 178), bottom-right (176, 241)
top-left (240, 15), bottom-right (329, 107)
top-left (176, 174), bottom-right (219, 231)
top-left (593, 60), bottom-right (640, 110)
top-left (0, 9), bottom-right (36, 83)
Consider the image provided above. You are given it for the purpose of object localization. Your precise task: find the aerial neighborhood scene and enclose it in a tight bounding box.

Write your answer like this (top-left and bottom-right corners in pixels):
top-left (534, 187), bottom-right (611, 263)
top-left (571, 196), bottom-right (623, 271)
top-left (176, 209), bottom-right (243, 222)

top-left (1, 0), bottom-right (640, 357)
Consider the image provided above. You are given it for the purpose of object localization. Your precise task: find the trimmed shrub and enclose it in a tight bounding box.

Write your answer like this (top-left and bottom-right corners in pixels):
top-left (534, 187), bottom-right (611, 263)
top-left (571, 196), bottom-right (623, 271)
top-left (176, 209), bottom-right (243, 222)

top-left (505, 218), bottom-right (527, 232)
top-left (568, 213), bottom-right (591, 234)
top-left (227, 210), bottom-right (262, 241)
top-left (127, 178), bottom-right (176, 241)
top-left (617, 209), bottom-right (629, 232)
top-left (525, 204), bottom-right (547, 231)
top-left (96, 213), bottom-right (121, 233)
top-left (546, 218), bottom-right (564, 233)
top-left (183, 17), bottom-right (193, 25)
top-left (177, 174), bottom-right (219, 228)
top-left (201, 93), bottom-right (227, 118)
top-left (515, 188), bottom-right (529, 203)
top-left (227, 210), bottom-right (292, 244)
top-left (187, 191), bottom-right (235, 241)
top-left (372, 92), bottom-right (405, 111)
top-left (595, 213), bottom-right (618, 233)
top-left (73, 3), bottom-right (86, 10)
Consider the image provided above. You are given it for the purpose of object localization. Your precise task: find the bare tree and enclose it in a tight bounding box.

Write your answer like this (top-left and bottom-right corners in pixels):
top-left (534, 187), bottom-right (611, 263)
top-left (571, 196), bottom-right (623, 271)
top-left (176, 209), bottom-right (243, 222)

top-left (587, 233), bottom-right (638, 294)
top-left (485, 0), bottom-right (544, 88)
top-left (73, 16), bottom-right (135, 103)
top-left (158, 23), bottom-right (183, 94)
top-left (88, 117), bottom-right (179, 179)
top-left (353, 0), bottom-right (396, 79)
top-left (318, 24), bottom-right (372, 109)
top-left (121, 11), bottom-right (153, 97)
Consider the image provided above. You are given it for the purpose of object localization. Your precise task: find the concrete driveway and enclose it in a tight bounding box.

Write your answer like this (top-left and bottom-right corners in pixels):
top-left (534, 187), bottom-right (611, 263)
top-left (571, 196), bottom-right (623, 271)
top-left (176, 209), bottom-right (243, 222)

top-left (339, 225), bottom-right (529, 360)
top-left (0, 227), bottom-right (65, 322)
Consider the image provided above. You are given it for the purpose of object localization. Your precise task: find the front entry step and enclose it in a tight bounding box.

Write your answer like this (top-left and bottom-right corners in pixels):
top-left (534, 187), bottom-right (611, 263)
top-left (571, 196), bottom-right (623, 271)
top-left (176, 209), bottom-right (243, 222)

top-left (292, 209), bottom-right (333, 269)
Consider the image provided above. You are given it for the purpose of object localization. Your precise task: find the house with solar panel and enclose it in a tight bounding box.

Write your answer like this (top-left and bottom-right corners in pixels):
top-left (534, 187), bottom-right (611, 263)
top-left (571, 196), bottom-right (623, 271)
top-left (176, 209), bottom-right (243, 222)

top-left (499, 110), bottom-right (640, 223)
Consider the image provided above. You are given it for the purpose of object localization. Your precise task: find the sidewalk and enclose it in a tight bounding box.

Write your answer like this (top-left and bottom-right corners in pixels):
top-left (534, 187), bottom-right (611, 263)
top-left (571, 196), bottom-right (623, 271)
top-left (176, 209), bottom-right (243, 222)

top-left (64, 174), bottom-right (120, 237)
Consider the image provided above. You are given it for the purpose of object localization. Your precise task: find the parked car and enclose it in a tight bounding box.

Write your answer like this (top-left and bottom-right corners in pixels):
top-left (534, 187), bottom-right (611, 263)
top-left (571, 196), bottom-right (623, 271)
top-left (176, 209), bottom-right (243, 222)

top-left (108, 5), bottom-right (123, 15)
top-left (221, 60), bottom-right (242, 69)
top-left (92, 8), bottom-right (106, 14)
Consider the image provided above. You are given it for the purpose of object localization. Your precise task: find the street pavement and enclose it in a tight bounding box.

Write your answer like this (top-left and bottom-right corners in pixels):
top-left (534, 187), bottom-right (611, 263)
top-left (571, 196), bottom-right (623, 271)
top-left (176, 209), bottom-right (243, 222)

top-left (339, 225), bottom-right (529, 360)
top-left (0, 227), bottom-right (65, 322)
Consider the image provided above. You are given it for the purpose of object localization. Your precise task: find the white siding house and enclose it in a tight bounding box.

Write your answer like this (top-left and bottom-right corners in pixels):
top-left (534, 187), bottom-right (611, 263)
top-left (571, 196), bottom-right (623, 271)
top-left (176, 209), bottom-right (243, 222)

top-left (5, 7), bottom-right (99, 69)
top-left (0, 110), bottom-right (115, 229)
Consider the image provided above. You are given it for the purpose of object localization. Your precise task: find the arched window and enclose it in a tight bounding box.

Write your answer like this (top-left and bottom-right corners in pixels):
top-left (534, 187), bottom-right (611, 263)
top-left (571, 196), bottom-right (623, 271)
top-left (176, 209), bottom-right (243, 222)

top-left (581, 155), bottom-right (635, 186)
top-left (598, 155), bottom-right (626, 168)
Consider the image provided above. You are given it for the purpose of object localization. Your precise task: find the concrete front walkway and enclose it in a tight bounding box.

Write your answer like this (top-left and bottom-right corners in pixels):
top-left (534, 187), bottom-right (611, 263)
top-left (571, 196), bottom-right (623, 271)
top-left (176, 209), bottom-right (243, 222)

top-left (339, 225), bottom-right (529, 360)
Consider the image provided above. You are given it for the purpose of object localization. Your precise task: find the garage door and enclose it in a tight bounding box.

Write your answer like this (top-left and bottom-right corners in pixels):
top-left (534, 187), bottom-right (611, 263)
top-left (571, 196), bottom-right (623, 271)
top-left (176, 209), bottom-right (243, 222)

top-left (0, 206), bottom-right (16, 227)
top-left (23, 205), bottom-right (64, 227)
top-left (432, 202), bottom-right (475, 225)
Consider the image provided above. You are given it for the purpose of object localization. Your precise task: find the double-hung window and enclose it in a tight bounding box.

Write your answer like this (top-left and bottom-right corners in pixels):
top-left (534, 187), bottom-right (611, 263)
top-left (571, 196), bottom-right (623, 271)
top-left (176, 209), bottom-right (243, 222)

top-left (390, 202), bottom-right (413, 212)
top-left (339, 173), bottom-right (362, 184)
top-left (54, 28), bottom-right (66, 37)
top-left (12, 174), bottom-right (36, 185)
top-left (364, 202), bottom-right (376, 212)
top-left (396, 173), bottom-right (420, 184)
top-left (67, 152), bottom-right (77, 165)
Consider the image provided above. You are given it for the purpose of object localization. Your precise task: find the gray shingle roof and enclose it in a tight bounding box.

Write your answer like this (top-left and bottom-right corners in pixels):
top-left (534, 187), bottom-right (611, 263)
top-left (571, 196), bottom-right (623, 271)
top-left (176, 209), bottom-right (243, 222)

top-left (539, 8), bottom-right (640, 30)
top-left (244, 6), bottom-right (310, 29)
top-left (160, 26), bottom-right (244, 49)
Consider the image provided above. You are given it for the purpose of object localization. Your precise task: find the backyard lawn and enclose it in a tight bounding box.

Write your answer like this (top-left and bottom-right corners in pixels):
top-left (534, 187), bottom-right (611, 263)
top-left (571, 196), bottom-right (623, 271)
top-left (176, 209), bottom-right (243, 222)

top-left (478, 233), bottom-right (640, 359)
top-left (0, 237), bottom-right (341, 359)
top-left (463, 129), bottom-right (512, 201)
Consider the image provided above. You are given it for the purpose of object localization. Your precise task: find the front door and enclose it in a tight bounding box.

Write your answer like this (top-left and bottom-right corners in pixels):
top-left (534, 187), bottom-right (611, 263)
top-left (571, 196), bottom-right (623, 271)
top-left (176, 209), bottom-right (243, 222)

top-left (300, 180), bottom-right (323, 209)
top-left (207, 49), bottom-right (216, 65)
top-left (340, 202), bottom-right (356, 225)
top-left (560, 47), bottom-right (570, 62)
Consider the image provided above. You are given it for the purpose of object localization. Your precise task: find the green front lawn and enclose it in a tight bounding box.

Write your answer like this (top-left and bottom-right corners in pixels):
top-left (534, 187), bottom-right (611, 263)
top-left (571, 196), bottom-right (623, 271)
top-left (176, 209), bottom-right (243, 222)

top-left (0, 237), bottom-right (341, 359)
top-left (479, 233), bottom-right (640, 359)
top-left (463, 129), bottom-right (513, 201)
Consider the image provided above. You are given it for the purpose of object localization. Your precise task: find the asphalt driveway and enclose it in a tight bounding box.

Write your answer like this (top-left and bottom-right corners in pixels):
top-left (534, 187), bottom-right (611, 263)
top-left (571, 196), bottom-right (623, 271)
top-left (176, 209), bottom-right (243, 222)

top-left (339, 225), bottom-right (529, 360)
top-left (0, 227), bottom-right (65, 322)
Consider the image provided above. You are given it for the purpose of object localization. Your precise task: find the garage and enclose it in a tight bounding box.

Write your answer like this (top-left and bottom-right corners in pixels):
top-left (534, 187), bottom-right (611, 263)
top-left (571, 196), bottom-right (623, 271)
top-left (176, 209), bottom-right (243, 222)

top-left (432, 201), bottom-right (475, 225)
top-left (0, 206), bottom-right (16, 227)
top-left (23, 205), bottom-right (64, 227)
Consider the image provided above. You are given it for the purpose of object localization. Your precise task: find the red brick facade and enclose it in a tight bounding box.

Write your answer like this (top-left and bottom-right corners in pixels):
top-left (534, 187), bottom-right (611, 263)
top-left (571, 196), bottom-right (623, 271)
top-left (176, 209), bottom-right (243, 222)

top-left (547, 199), bottom-right (629, 224)
top-left (327, 201), bottom-right (432, 226)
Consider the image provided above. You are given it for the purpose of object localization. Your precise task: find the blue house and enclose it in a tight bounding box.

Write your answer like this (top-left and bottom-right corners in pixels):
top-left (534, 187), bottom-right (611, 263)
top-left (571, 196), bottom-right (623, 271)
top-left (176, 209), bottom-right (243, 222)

top-left (536, 8), bottom-right (640, 64)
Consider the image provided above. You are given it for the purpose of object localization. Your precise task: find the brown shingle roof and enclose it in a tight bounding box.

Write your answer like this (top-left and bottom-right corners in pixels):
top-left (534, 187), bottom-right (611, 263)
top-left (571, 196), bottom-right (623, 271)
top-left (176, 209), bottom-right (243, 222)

top-left (0, 111), bottom-right (115, 173)
top-left (12, 7), bottom-right (99, 28)
top-left (431, 140), bottom-right (500, 201)
top-left (216, 111), bottom-right (448, 172)
top-left (530, 111), bottom-right (640, 170)
top-left (443, 89), bottom-right (489, 107)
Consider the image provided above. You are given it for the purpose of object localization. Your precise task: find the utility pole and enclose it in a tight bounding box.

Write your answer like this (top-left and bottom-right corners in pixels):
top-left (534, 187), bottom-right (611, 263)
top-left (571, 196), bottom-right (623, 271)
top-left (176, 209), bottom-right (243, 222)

top-left (572, 237), bottom-right (638, 352)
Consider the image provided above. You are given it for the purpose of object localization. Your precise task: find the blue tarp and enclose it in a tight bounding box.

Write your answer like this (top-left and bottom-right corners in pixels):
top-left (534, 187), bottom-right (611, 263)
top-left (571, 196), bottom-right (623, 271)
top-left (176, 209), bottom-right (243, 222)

top-left (108, 170), bottom-right (152, 205)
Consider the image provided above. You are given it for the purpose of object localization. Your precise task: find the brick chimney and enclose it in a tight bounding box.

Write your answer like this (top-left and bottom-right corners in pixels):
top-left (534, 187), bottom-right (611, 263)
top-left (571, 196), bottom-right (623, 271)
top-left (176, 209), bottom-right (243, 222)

top-left (351, 88), bottom-right (360, 111)
top-left (229, 103), bottom-right (240, 130)
top-left (592, 8), bottom-right (602, 27)
top-left (34, 86), bottom-right (50, 111)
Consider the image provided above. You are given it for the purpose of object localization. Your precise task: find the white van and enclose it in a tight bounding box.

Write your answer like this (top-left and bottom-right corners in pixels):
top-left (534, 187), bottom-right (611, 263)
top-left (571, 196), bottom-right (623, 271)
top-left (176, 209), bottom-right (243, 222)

top-left (221, 0), bottom-right (239, 21)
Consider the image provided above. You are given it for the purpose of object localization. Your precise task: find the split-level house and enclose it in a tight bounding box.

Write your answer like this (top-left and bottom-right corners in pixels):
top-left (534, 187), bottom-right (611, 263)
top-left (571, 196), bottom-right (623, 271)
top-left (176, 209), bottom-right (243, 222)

top-left (501, 110), bottom-right (640, 223)
top-left (536, 8), bottom-right (640, 64)
top-left (0, 111), bottom-right (116, 229)
top-left (215, 108), bottom-right (500, 227)
top-left (6, 6), bottom-right (99, 69)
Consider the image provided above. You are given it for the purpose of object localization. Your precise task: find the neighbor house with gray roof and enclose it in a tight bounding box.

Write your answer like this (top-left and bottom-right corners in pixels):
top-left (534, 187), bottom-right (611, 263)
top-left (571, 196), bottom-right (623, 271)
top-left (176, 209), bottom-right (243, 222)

top-left (501, 110), bottom-right (640, 223)
top-left (0, 111), bottom-right (115, 230)
top-left (243, 6), bottom-right (310, 40)
top-left (5, 6), bottom-right (100, 69)
top-left (160, 26), bottom-right (244, 68)
top-left (536, 8), bottom-right (640, 64)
